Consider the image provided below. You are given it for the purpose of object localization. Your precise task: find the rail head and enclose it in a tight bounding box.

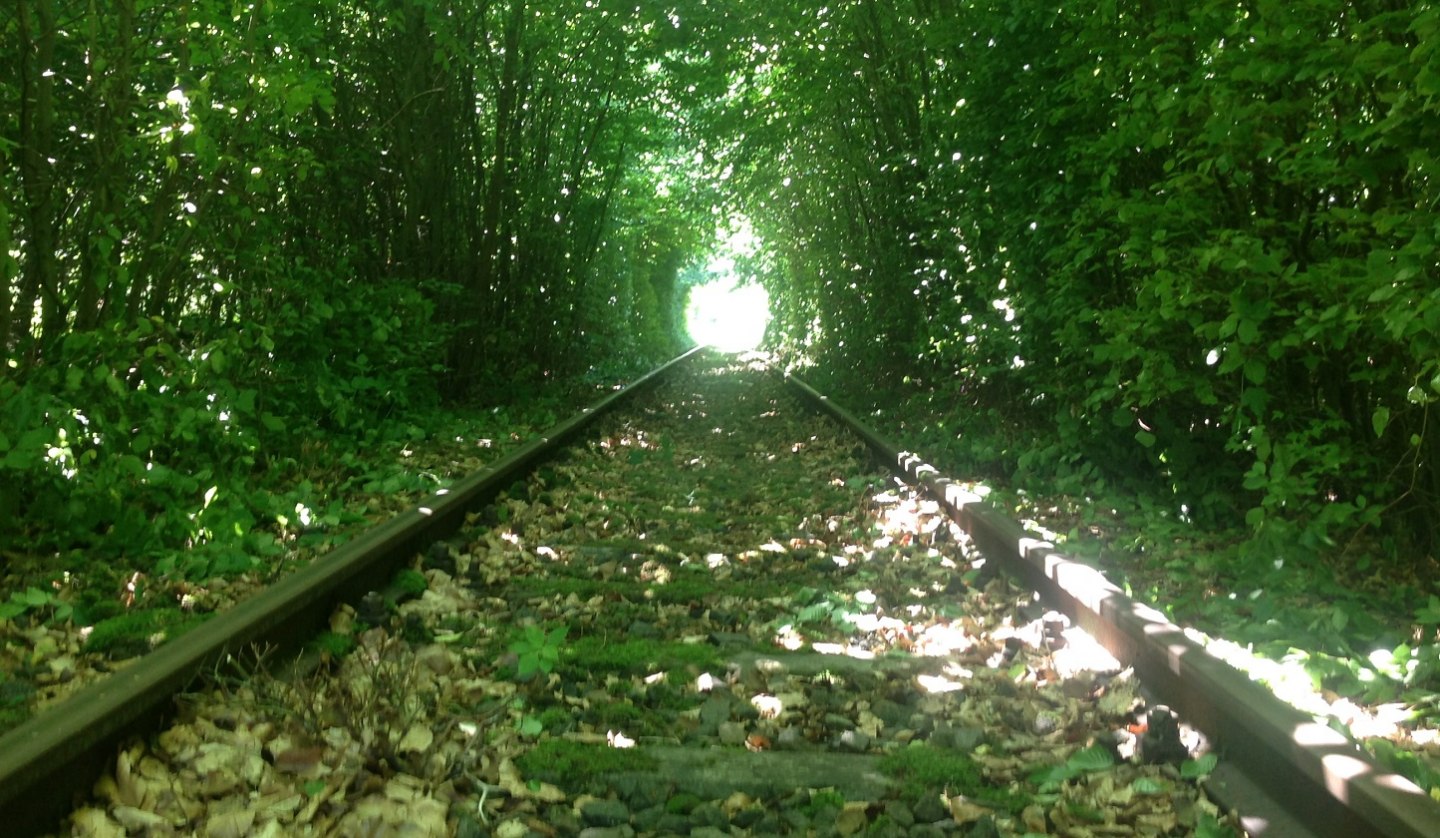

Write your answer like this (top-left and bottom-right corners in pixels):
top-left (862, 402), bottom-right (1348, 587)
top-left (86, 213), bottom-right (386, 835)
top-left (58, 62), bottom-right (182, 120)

top-left (784, 369), bottom-right (1440, 838)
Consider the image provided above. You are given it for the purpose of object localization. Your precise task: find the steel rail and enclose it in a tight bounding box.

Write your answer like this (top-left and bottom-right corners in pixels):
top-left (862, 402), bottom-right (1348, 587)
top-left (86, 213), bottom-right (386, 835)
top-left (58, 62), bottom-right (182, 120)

top-left (0, 346), bottom-right (703, 835)
top-left (785, 371), bottom-right (1440, 838)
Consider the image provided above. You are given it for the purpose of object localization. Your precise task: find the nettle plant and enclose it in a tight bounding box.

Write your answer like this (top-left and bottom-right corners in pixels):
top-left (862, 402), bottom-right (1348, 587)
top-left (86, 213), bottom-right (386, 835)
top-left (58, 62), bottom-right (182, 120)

top-left (509, 623), bottom-right (568, 679)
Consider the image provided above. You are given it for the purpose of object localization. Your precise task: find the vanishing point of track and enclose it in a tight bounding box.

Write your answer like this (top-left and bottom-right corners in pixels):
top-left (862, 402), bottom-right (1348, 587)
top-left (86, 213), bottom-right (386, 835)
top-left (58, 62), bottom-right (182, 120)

top-left (0, 349), bottom-right (1435, 836)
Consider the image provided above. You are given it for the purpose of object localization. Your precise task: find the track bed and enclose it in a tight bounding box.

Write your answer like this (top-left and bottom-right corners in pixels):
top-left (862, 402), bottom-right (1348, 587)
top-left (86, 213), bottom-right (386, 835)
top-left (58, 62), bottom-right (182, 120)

top-left (55, 356), bottom-right (1244, 836)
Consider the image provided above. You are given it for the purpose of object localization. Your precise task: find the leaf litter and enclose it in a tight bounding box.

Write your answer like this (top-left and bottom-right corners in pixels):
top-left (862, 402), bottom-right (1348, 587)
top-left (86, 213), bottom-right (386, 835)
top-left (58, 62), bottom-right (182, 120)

top-left (57, 355), bottom-right (1246, 836)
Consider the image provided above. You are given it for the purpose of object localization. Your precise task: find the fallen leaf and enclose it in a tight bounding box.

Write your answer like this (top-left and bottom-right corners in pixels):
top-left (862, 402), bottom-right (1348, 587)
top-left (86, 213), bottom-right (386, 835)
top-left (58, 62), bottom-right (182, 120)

top-left (203, 809), bottom-right (255, 838)
top-left (498, 757), bottom-right (566, 802)
top-left (397, 723), bottom-right (434, 754)
top-left (834, 801), bottom-right (871, 835)
top-left (947, 795), bottom-right (994, 825)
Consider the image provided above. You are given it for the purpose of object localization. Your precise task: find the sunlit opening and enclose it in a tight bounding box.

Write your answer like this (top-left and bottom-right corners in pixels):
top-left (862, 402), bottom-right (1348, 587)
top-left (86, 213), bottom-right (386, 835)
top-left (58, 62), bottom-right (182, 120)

top-left (685, 279), bottom-right (770, 352)
top-left (684, 219), bottom-right (772, 352)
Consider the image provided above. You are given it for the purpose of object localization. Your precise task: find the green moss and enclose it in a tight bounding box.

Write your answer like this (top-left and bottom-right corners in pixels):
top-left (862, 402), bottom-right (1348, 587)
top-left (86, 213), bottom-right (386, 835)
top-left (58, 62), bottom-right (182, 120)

top-left (83, 608), bottom-right (204, 658)
top-left (593, 700), bottom-right (644, 728)
top-left (880, 744), bottom-right (1026, 812)
top-left (514, 738), bottom-right (657, 788)
top-left (311, 631), bottom-right (356, 658)
top-left (536, 706), bottom-right (575, 732)
top-left (805, 788), bottom-right (846, 815)
top-left (393, 568), bottom-right (428, 599)
top-left (565, 636), bottom-right (720, 674)
top-left (666, 792), bottom-right (702, 814)
top-left (0, 676), bottom-right (35, 736)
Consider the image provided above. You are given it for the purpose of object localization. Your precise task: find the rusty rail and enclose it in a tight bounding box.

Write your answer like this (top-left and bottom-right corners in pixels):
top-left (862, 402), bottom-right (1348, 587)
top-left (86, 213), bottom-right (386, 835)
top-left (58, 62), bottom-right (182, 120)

top-left (0, 347), bottom-right (702, 834)
top-left (785, 371), bottom-right (1440, 838)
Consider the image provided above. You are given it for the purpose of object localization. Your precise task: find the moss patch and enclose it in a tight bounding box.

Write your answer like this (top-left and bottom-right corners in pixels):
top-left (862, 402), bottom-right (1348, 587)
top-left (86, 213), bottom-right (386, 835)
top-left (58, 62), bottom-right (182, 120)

top-left (565, 636), bottom-right (721, 674)
top-left (881, 744), bottom-right (1027, 812)
top-left (392, 568), bottom-right (428, 599)
top-left (83, 608), bottom-right (204, 659)
top-left (514, 738), bottom-right (657, 788)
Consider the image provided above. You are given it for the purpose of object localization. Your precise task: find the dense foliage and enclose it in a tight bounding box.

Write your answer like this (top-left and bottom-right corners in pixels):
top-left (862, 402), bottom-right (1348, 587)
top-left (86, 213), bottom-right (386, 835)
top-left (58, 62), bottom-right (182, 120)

top-left (3, 0), bottom-right (1439, 798)
top-left (692, 1), bottom-right (1440, 571)
top-left (1, 0), bottom-right (706, 560)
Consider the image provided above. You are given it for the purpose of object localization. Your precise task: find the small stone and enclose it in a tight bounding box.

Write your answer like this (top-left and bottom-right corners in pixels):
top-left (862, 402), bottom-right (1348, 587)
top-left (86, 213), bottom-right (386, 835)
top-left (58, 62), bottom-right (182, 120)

top-left (836, 729), bottom-right (871, 752)
top-left (871, 698), bottom-right (911, 729)
top-left (688, 802), bottom-right (729, 830)
top-left (913, 794), bottom-right (947, 824)
top-left (718, 721), bottom-right (748, 746)
top-left (776, 726), bottom-right (805, 749)
top-left (707, 631), bottom-right (751, 648)
top-left (1032, 711), bottom-right (1060, 735)
top-left (635, 805), bottom-right (670, 831)
top-left (580, 799), bottom-right (631, 828)
top-left (883, 800), bottom-right (915, 827)
top-left (698, 694), bottom-right (732, 731)
top-left (627, 620), bottom-right (660, 639)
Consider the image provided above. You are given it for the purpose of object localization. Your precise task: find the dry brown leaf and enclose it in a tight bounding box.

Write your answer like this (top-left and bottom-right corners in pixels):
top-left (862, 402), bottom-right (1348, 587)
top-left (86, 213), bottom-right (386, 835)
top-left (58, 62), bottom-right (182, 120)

top-left (397, 722), bottom-right (435, 754)
top-left (69, 808), bottom-right (124, 838)
top-left (111, 805), bottom-right (172, 833)
top-left (272, 745), bottom-right (327, 776)
top-left (947, 794), bottom-right (994, 824)
top-left (834, 801), bottom-right (871, 836)
top-left (202, 808), bottom-right (255, 838)
top-left (498, 757), bottom-right (566, 802)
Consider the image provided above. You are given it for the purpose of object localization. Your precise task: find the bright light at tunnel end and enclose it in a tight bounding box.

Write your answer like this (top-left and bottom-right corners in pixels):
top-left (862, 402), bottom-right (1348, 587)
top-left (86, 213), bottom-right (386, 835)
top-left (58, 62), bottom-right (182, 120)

top-left (686, 280), bottom-right (771, 352)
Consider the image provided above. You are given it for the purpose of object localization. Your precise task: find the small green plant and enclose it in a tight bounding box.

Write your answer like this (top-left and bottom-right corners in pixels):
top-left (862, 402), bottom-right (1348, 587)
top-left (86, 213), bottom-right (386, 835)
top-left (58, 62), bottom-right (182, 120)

top-left (311, 631), bottom-right (357, 660)
top-left (393, 568), bottom-right (428, 600)
top-left (0, 587), bottom-right (72, 624)
top-left (510, 623), bottom-right (568, 678)
top-left (803, 788), bottom-right (846, 816)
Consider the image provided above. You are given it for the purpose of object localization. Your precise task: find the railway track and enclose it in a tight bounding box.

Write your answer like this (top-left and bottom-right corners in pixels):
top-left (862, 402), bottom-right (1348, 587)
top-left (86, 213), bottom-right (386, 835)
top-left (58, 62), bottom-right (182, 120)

top-left (1, 350), bottom-right (1436, 836)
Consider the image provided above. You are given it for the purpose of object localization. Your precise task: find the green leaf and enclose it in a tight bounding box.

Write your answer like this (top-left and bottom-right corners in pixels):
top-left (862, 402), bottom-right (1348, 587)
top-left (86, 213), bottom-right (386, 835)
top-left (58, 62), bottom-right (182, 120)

top-left (1371, 406), bottom-right (1391, 438)
top-left (1181, 753), bottom-right (1218, 779)
top-left (1243, 357), bottom-right (1266, 385)
top-left (261, 413), bottom-right (286, 432)
top-left (1196, 813), bottom-right (1236, 837)
top-left (1415, 596), bottom-right (1440, 625)
top-left (1135, 430), bottom-right (1157, 448)
top-left (1132, 777), bottom-right (1165, 794)
top-left (1027, 764), bottom-right (1072, 787)
top-left (303, 780), bottom-right (326, 796)
top-left (1066, 744), bottom-right (1115, 772)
